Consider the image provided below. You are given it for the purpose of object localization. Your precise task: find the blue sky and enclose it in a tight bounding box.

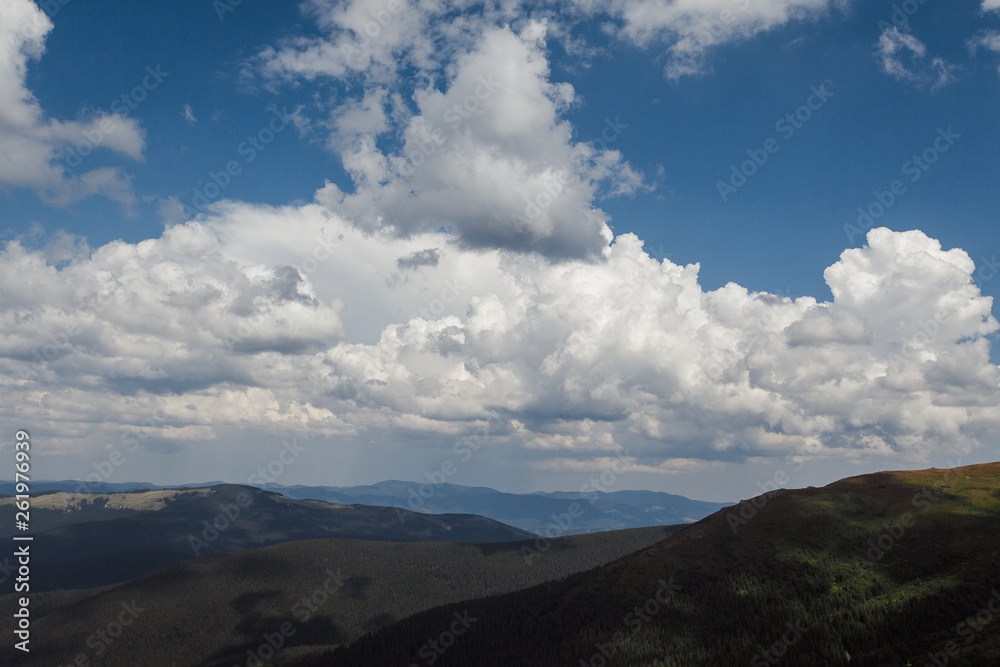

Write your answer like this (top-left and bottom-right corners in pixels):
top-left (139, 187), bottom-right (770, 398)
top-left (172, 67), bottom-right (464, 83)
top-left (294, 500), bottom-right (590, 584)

top-left (2, 0), bottom-right (999, 501)
top-left (9, 0), bottom-right (1000, 305)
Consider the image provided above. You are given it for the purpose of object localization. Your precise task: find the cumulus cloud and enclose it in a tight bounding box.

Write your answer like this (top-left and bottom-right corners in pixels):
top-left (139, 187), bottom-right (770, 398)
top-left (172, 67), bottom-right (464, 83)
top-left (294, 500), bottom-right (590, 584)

top-left (313, 23), bottom-right (641, 258)
top-left (876, 27), bottom-right (957, 90)
top-left (3, 0), bottom-right (997, 486)
top-left (253, 1), bottom-right (843, 259)
top-left (984, 0), bottom-right (1000, 13)
top-left (1, 212), bottom-right (996, 478)
top-left (257, 11), bottom-right (643, 259)
top-left (0, 221), bottom-right (346, 385)
top-left (0, 0), bottom-right (146, 208)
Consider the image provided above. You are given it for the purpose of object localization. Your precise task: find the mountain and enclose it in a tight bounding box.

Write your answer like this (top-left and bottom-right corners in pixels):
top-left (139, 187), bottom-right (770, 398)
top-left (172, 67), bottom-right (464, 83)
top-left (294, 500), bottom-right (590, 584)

top-left (1, 478), bottom-right (730, 534)
top-left (0, 484), bottom-right (533, 592)
top-left (0, 480), bottom-right (223, 495)
top-left (259, 480), bottom-right (731, 534)
top-left (303, 462), bottom-right (1000, 666)
top-left (0, 526), bottom-right (685, 666)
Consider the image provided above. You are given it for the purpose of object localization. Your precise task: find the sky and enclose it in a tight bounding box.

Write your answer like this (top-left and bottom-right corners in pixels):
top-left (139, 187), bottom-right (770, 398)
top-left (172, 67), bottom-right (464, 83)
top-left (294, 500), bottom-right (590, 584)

top-left (0, 0), bottom-right (998, 503)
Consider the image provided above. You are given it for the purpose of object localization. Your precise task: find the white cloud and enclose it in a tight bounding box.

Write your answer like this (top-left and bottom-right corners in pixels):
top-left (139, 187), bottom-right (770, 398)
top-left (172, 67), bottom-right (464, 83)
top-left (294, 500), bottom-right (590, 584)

top-left (257, 15), bottom-right (643, 259)
top-left (314, 23), bottom-right (641, 258)
top-left (182, 104), bottom-right (198, 124)
top-left (255, 0), bottom-right (462, 84)
top-left (572, 0), bottom-right (845, 79)
top-left (258, 0), bottom-right (848, 83)
top-left (969, 30), bottom-right (1000, 75)
top-left (0, 0), bottom-right (145, 207)
top-left (3, 0), bottom-right (997, 487)
top-left (1, 215), bottom-right (996, 480)
top-left (250, 1), bottom-right (844, 259)
top-left (876, 27), bottom-right (957, 90)
top-left (984, 0), bottom-right (1000, 13)
top-left (203, 201), bottom-right (512, 342)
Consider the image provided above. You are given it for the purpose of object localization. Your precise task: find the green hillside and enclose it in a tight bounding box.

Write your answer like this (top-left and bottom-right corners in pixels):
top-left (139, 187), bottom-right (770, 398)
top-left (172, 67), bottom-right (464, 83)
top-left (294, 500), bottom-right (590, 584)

top-left (0, 525), bottom-right (683, 666)
top-left (312, 462), bottom-right (1000, 666)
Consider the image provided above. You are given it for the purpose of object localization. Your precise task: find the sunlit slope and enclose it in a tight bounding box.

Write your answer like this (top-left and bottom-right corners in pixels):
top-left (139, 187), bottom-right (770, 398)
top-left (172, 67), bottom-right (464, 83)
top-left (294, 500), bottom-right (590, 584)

top-left (316, 462), bottom-right (1000, 666)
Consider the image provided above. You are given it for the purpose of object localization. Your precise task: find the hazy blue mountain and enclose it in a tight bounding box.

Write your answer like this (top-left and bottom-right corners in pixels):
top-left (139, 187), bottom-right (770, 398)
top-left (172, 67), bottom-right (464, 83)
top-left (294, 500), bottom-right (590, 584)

top-left (2, 479), bottom-right (729, 535)
top-left (256, 480), bottom-right (730, 534)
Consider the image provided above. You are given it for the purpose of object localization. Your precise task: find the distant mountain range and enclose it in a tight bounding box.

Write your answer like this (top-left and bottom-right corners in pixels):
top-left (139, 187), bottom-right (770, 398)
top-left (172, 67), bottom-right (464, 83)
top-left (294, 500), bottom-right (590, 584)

top-left (0, 484), bottom-right (533, 592)
top-left (0, 479), bottom-right (731, 535)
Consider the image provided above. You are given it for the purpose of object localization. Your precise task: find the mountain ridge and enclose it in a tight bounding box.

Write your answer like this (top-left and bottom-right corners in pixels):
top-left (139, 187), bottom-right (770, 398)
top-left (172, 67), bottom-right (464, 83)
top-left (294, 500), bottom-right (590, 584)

top-left (0, 478), bottom-right (730, 535)
top-left (0, 483), bottom-right (535, 592)
top-left (312, 461), bottom-right (1000, 666)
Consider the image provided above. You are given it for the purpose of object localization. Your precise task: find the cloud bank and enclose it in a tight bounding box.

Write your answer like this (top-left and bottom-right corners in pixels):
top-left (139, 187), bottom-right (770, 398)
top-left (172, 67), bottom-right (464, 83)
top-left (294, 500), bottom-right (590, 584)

top-left (2, 0), bottom-right (998, 487)
top-left (2, 207), bottom-right (997, 478)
